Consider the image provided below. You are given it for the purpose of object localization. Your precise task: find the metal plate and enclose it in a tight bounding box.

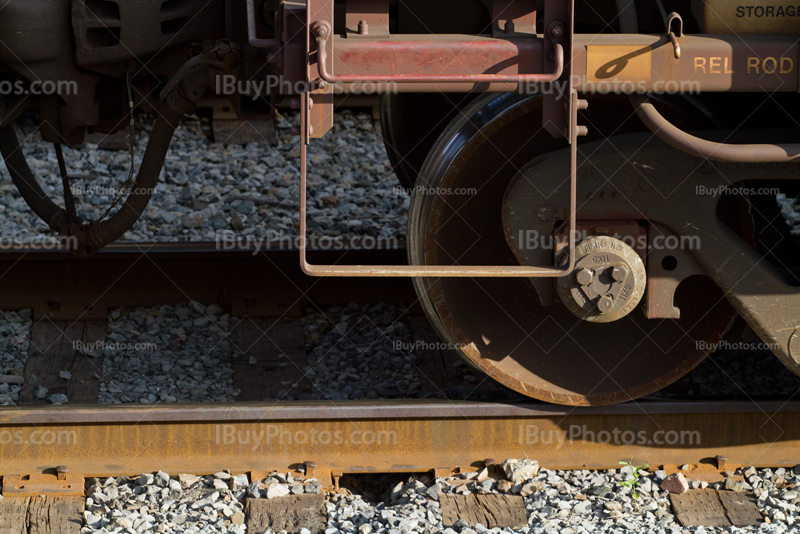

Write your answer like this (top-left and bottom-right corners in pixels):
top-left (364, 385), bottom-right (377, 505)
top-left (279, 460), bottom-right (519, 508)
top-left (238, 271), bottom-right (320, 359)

top-left (2, 474), bottom-right (84, 497)
top-left (692, 0), bottom-right (800, 34)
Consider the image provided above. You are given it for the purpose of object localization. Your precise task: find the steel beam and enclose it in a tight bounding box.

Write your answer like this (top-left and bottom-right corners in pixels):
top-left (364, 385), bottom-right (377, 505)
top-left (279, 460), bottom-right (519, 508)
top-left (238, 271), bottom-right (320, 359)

top-left (325, 33), bottom-right (799, 93)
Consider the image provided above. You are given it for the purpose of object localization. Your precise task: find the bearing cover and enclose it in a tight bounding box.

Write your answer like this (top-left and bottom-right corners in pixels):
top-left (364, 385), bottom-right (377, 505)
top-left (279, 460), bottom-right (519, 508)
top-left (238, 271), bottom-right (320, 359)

top-left (557, 236), bottom-right (646, 323)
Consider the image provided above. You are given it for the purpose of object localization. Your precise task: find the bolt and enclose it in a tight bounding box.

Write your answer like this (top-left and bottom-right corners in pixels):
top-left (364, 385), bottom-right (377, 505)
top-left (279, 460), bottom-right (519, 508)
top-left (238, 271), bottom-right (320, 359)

top-left (313, 22), bottom-right (329, 39)
top-left (358, 19), bottom-right (369, 35)
top-left (597, 295), bottom-right (614, 314)
top-left (57, 465), bottom-right (68, 480)
top-left (550, 24), bottom-right (564, 38)
top-left (318, 80), bottom-right (328, 90)
top-left (575, 267), bottom-right (593, 286)
top-left (304, 460), bottom-right (317, 475)
top-left (611, 266), bottom-right (628, 282)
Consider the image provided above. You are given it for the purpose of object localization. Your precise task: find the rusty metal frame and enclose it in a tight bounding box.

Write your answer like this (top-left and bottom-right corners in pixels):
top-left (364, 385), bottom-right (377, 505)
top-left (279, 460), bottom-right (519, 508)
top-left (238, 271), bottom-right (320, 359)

top-left (299, 91), bottom-right (578, 277)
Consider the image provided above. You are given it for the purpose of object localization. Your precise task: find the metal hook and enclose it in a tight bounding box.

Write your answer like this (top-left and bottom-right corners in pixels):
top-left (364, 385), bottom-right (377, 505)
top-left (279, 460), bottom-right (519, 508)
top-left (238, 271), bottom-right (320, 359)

top-left (655, 0), bottom-right (682, 59)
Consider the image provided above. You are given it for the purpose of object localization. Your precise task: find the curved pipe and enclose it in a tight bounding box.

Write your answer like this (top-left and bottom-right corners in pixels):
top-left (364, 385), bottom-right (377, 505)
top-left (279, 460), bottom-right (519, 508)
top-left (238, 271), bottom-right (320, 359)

top-left (631, 94), bottom-right (800, 163)
top-left (312, 21), bottom-right (565, 84)
top-left (0, 124), bottom-right (67, 230)
top-left (0, 48), bottom-right (231, 253)
top-left (0, 100), bottom-right (186, 249)
top-left (91, 103), bottom-right (185, 247)
top-left (618, 0), bottom-right (800, 163)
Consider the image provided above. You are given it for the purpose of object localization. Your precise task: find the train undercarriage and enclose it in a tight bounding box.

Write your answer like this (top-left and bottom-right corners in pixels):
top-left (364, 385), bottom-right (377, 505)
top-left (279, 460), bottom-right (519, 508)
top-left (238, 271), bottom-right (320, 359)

top-left (1, 0), bottom-right (799, 405)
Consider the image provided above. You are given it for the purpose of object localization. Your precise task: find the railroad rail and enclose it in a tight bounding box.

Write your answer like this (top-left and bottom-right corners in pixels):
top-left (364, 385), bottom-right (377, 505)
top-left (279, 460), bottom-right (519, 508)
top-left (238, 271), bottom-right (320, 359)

top-left (0, 399), bottom-right (798, 481)
top-left (0, 243), bottom-right (413, 313)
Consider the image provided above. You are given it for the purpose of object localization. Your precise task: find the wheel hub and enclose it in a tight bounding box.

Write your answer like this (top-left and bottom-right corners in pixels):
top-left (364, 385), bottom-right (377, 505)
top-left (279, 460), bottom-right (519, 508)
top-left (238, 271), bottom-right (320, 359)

top-left (557, 236), bottom-right (646, 323)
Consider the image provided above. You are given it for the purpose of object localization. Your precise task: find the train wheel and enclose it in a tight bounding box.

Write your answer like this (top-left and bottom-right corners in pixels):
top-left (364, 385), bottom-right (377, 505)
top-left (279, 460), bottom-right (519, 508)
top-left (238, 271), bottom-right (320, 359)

top-left (380, 93), bottom-right (477, 189)
top-left (408, 93), bottom-right (744, 405)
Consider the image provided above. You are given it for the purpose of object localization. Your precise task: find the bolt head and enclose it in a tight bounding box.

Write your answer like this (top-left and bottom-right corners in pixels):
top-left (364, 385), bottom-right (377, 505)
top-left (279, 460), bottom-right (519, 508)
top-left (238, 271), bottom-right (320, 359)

top-left (313, 22), bottom-right (329, 38)
top-left (597, 296), bottom-right (614, 313)
top-left (575, 267), bottom-right (593, 286)
top-left (551, 25), bottom-right (564, 37)
top-left (611, 266), bottom-right (628, 282)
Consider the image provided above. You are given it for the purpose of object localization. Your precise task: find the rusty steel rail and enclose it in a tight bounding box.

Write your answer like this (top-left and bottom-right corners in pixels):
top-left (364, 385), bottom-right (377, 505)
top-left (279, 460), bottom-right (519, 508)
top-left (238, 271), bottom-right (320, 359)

top-left (0, 399), bottom-right (799, 478)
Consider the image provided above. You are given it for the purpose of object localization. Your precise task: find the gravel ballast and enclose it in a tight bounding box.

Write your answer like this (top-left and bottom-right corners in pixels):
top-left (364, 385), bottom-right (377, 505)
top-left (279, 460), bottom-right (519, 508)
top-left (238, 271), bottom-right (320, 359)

top-left (98, 303), bottom-right (237, 404)
top-left (0, 300), bottom-right (792, 405)
top-left (0, 309), bottom-right (31, 405)
top-left (70, 463), bottom-right (800, 533)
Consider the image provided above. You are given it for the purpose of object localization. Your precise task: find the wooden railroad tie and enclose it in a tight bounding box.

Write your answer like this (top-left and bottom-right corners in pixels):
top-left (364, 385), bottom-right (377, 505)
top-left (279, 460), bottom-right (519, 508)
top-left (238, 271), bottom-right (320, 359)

top-left (245, 494), bottom-right (326, 534)
top-left (669, 489), bottom-right (763, 527)
top-left (439, 494), bottom-right (528, 529)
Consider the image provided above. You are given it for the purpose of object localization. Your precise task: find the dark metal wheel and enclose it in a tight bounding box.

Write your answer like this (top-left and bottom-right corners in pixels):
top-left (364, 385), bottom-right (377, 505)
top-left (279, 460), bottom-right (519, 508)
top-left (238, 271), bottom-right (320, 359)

top-left (379, 93), bottom-right (477, 189)
top-left (408, 93), bottom-right (746, 405)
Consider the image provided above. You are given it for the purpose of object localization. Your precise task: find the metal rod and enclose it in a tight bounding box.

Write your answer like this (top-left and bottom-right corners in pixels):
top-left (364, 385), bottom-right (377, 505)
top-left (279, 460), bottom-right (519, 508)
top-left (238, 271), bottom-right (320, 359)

top-left (0, 126), bottom-right (66, 230)
top-left (298, 92), bottom-right (578, 277)
top-left (55, 144), bottom-right (78, 225)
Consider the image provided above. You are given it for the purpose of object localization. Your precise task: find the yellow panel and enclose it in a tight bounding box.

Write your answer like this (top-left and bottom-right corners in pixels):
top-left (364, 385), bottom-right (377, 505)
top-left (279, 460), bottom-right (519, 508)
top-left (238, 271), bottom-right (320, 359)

top-left (586, 45), bottom-right (653, 84)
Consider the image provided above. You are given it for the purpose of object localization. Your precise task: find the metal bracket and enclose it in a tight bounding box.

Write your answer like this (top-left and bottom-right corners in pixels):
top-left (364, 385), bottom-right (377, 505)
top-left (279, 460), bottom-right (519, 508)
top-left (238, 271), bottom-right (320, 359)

top-left (2, 470), bottom-right (84, 497)
top-left (306, 0), bottom-right (334, 138)
top-left (492, 0), bottom-right (537, 37)
top-left (345, 0), bottom-right (390, 38)
top-left (542, 0), bottom-right (574, 139)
